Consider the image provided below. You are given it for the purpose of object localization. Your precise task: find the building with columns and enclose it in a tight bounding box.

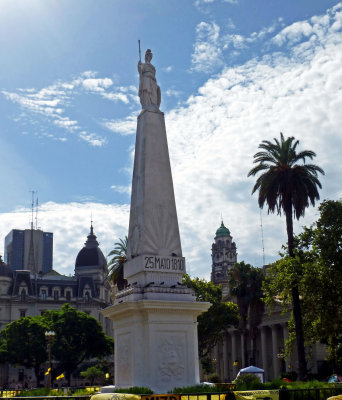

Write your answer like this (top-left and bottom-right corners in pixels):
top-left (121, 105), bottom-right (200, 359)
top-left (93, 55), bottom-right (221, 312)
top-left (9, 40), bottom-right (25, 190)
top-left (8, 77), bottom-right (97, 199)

top-left (210, 222), bottom-right (327, 382)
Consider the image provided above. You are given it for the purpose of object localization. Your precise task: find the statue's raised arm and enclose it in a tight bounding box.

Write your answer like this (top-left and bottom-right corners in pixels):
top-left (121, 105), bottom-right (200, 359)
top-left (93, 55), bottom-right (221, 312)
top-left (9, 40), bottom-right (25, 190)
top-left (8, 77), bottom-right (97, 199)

top-left (138, 49), bottom-right (161, 112)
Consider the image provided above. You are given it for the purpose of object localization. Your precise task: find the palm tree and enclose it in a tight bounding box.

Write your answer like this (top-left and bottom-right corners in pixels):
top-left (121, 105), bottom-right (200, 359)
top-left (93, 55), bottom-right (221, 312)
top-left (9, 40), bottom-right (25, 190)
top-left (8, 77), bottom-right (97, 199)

top-left (107, 236), bottom-right (128, 291)
top-left (248, 132), bottom-right (324, 380)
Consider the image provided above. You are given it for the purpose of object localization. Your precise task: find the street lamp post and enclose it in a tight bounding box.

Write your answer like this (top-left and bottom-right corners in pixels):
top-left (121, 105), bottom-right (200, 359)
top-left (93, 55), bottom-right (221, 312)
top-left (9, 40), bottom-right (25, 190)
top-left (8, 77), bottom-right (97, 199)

top-left (45, 331), bottom-right (55, 388)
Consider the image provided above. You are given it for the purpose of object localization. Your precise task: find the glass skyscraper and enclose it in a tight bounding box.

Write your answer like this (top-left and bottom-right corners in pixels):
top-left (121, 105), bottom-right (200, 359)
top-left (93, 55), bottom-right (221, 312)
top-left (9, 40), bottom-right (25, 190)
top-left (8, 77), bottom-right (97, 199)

top-left (4, 229), bottom-right (53, 273)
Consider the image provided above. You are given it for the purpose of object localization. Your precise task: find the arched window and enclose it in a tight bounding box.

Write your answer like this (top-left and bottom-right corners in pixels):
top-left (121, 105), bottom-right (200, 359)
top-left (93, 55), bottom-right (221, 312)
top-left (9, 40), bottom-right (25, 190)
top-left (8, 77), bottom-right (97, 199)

top-left (85, 291), bottom-right (90, 302)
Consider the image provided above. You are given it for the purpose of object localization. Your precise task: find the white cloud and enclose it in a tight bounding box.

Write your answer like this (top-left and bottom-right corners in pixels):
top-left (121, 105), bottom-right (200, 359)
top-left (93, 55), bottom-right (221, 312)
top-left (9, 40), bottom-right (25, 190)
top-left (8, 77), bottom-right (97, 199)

top-left (53, 117), bottom-right (78, 129)
top-left (110, 185), bottom-right (131, 195)
top-left (101, 92), bottom-right (130, 103)
top-left (191, 22), bottom-right (224, 73)
top-left (191, 18), bottom-right (280, 71)
top-left (272, 3), bottom-right (341, 47)
top-left (272, 21), bottom-right (315, 46)
top-left (165, 89), bottom-right (182, 97)
top-left (82, 77), bottom-right (113, 92)
top-left (163, 66), bottom-right (173, 72)
top-left (103, 114), bottom-right (138, 135)
top-left (79, 131), bottom-right (107, 147)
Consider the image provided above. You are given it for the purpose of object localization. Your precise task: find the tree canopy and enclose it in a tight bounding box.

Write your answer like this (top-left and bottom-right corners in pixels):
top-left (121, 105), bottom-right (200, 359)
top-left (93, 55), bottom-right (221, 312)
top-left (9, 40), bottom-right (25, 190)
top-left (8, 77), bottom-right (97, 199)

top-left (183, 274), bottom-right (239, 358)
top-left (0, 316), bottom-right (48, 386)
top-left (0, 304), bottom-right (114, 387)
top-left (41, 304), bottom-right (113, 385)
top-left (263, 200), bottom-right (342, 373)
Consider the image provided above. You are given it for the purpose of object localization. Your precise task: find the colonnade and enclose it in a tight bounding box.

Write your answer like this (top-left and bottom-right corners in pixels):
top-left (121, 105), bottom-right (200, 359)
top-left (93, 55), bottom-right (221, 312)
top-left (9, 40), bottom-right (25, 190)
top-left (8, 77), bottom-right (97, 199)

top-left (213, 322), bottom-right (293, 382)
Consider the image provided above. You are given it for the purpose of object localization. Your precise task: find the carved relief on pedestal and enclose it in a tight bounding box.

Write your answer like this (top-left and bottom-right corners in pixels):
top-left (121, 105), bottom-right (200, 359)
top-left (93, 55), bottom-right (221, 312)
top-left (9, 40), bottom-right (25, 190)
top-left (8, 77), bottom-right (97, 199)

top-left (157, 334), bottom-right (186, 383)
top-left (117, 333), bottom-right (132, 383)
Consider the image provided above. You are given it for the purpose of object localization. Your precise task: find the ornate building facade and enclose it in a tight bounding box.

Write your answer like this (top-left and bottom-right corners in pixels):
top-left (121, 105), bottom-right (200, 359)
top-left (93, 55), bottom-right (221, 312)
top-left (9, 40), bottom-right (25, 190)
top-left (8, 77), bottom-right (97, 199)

top-left (0, 224), bottom-right (112, 388)
top-left (210, 223), bottom-right (327, 382)
top-left (211, 222), bottom-right (237, 298)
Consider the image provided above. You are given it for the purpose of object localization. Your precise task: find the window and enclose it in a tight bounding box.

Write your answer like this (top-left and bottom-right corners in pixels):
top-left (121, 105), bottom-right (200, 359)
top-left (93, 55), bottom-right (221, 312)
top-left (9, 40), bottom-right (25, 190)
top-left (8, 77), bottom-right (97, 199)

top-left (20, 309), bottom-right (26, 318)
top-left (53, 290), bottom-right (59, 300)
top-left (41, 289), bottom-right (46, 300)
top-left (21, 289), bottom-right (26, 301)
top-left (66, 291), bottom-right (71, 301)
top-left (85, 291), bottom-right (90, 302)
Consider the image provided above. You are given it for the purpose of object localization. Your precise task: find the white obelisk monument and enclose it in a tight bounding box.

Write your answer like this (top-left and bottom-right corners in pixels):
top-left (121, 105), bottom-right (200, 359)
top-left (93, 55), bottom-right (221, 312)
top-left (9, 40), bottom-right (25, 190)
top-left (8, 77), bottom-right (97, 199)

top-left (103, 48), bottom-right (210, 393)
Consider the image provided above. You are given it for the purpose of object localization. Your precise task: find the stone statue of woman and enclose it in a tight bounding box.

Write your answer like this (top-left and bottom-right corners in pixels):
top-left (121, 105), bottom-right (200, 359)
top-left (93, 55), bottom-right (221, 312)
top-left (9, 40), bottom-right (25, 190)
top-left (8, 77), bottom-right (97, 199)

top-left (138, 49), bottom-right (161, 111)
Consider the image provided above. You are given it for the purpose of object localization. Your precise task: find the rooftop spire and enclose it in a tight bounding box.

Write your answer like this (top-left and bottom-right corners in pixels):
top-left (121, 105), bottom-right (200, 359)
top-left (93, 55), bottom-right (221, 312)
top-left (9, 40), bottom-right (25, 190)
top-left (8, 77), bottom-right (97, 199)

top-left (85, 223), bottom-right (99, 248)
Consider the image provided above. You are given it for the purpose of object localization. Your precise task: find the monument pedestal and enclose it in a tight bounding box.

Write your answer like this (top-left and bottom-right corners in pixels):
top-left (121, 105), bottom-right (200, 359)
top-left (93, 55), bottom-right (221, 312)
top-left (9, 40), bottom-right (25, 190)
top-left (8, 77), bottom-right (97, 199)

top-left (102, 300), bottom-right (210, 393)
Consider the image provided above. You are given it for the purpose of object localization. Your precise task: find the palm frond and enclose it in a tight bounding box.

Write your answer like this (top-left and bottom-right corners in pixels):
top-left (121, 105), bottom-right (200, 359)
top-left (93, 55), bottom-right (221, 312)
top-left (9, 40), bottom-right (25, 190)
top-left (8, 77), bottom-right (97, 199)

top-left (248, 132), bottom-right (324, 220)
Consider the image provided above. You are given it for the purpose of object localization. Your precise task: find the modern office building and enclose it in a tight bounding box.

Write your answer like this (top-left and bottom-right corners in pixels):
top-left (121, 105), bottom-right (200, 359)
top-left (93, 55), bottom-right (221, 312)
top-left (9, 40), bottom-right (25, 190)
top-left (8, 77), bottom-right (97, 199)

top-left (4, 229), bottom-right (53, 274)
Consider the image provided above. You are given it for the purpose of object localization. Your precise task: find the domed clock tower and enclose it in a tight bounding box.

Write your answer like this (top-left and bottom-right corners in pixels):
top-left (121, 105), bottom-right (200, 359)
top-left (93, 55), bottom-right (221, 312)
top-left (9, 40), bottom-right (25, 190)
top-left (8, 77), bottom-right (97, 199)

top-left (211, 221), bottom-right (237, 298)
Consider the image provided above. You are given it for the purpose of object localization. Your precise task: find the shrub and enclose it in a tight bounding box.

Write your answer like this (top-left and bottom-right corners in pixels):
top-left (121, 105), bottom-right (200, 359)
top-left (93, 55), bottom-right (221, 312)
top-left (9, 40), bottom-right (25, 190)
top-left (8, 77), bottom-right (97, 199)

top-left (208, 373), bottom-right (221, 383)
top-left (171, 384), bottom-right (223, 393)
top-left (15, 388), bottom-right (65, 397)
top-left (281, 371), bottom-right (298, 381)
top-left (235, 373), bottom-right (263, 390)
top-left (113, 386), bottom-right (153, 394)
top-left (263, 378), bottom-right (285, 390)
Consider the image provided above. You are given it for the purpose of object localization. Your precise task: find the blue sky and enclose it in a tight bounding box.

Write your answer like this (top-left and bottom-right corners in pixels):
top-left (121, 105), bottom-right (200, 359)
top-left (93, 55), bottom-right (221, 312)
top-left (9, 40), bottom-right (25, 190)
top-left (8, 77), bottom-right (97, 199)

top-left (1, 0), bottom-right (341, 278)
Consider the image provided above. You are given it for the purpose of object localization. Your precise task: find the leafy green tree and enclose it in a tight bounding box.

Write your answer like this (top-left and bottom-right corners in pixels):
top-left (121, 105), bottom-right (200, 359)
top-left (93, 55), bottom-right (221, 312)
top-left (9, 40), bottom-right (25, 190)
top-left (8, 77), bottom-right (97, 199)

top-left (264, 200), bottom-right (342, 373)
top-left (41, 304), bottom-right (113, 385)
top-left (248, 132), bottom-right (324, 379)
top-left (107, 236), bottom-right (128, 291)
top-left (183, 274), bottom-right (239, 358)
top-left (0, 316), bottom-right (48, 386)
top-left (228, 262), bottom-right (264, 366)
top-left (80, 365), bottom-right (104, 385)
top-left (299, 200), bottom-right (342, 370)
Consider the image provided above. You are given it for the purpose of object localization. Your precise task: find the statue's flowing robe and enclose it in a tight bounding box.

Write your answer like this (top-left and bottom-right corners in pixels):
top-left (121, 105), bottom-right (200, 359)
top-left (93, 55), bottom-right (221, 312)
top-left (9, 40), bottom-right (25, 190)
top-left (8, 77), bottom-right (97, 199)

top-left (138, 62), bottom-right (161, 109)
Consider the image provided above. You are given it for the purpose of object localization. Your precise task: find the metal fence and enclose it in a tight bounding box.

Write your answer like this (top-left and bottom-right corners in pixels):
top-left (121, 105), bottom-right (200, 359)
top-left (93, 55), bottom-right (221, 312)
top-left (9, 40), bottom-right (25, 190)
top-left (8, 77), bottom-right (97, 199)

top-left (279, 387), bottom-right (342, 400)
top-left (1, 387), bottom-right (342, 400)
top-left (0, 397), bottom-right (91, 400)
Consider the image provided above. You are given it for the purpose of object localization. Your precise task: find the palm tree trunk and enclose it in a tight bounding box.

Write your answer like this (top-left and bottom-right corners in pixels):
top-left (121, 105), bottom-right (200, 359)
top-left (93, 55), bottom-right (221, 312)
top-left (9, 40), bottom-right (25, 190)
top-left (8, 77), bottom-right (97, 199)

top-left (285, 206), bottom-right (307, 380)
